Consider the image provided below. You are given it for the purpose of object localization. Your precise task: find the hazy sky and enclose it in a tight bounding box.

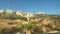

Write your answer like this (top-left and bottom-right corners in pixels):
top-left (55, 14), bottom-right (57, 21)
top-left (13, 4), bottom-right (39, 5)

top-left (0, 0), bottom-right (60, 14)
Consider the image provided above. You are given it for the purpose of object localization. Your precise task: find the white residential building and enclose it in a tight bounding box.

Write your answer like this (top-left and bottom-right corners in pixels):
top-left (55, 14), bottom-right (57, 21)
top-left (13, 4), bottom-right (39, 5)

top-left (16, 10), bottom-right (23, 16)
top-left (24, 13), bottom-right (33, 17)
top-left (6, 10), bottom-right (13, 14)
top-left (23, 13), bottom-right (34, 22)
top-left (36, 12), bottom-right (45, 14)
top-left (0, 10), bottom-right (4, 13)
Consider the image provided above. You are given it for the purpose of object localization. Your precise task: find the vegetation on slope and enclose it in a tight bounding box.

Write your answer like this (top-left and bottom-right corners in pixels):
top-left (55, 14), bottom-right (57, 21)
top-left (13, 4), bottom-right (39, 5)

top-left (0, 12), bottom-right (60, 34)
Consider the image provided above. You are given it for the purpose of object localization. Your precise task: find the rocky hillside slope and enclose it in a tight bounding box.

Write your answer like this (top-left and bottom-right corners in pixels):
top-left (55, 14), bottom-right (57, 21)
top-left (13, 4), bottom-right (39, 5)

top-left (0, 12), bottom-right (60, 34)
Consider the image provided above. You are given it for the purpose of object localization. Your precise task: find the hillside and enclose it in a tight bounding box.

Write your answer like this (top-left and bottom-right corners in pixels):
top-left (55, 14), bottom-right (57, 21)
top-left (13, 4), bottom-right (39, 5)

top-left (0, 12), bottom-right (60, 34)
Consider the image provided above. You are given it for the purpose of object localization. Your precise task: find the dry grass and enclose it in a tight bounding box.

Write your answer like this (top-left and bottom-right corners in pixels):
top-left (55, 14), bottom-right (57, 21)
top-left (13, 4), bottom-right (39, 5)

top-left (0, 19), bottom-right (27, 29)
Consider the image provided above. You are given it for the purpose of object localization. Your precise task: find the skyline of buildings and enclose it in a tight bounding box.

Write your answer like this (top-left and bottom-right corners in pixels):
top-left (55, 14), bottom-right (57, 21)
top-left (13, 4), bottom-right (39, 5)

top-left (0, 9), bottom-right (59, 15)
top-left (0, 9), bottom-right (45, 14)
